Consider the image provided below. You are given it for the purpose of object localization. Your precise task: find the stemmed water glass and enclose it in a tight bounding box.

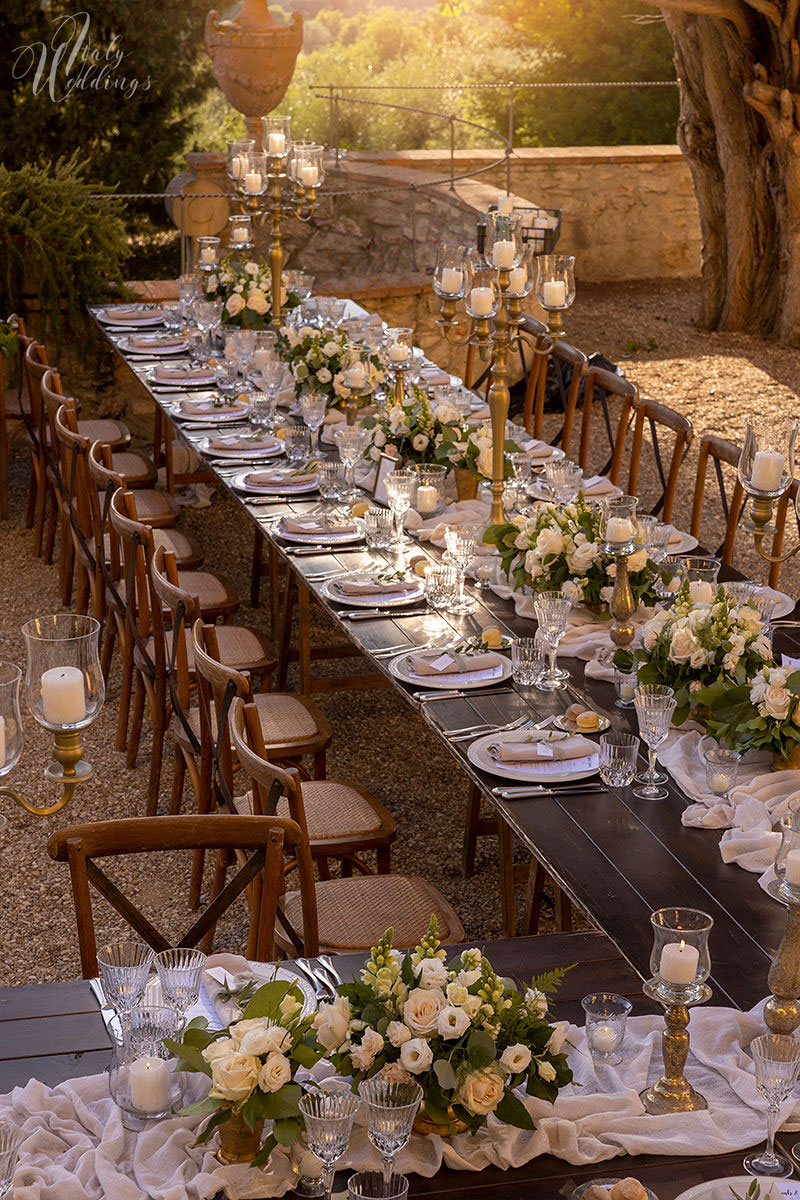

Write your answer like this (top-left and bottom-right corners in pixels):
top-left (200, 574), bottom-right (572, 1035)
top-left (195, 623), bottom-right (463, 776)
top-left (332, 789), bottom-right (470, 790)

top-left (178, 272), bottom-right (200, 319)
top-left (154, 947), bottom-right (206, 1015)
top-left (358, 1077), bottom-right (423, 1184)
top-left (334, 426), bottom-right (371, 499)
top-left (744, 1034), bottom-right (800, 1178)
top-left (260, 360), bottom-right (292, 411)
top-left (533, 591), bottom-right (572, 689)
top-left (193, 299), bottom-right (222, 362)
top-left (443, 522), bottom-right (482, 614)
top-left (545, 459), bottom-right (583, 504)
top-left (298, 1089), bottom-right (361, 1200)
top-left (384, 472), bottom-right (419, 549)
top-left (249, 391), bottom-right (277, 437)
top-left (300, 391), bottom-right (327, 457)
top-left (97, 941), bottom-right (155, 1012)
top-left (632, 684), bottom-right (676, 799)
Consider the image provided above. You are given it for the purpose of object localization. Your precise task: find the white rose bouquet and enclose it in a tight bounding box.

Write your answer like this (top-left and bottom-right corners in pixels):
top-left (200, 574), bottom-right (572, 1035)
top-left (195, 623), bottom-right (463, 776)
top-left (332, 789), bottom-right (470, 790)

top-left (167, 976), bottom-right (323, 1165)
top-left (203, 256), bottom-right (300, 330)
top-left (360, 383), bottom-right (450, 466)
top-left (484, 494), bottom-right (660, 613)
top-left (278, 325), bottom-right (384, 408)
top-left (616, 580), bottom-right (773, 725)
top-left (691, 663), bottom-right (800, 765)
top-left (312, 916), bottom-right (572, 1136)
top-left (435, 421), bottom-right (519, 479)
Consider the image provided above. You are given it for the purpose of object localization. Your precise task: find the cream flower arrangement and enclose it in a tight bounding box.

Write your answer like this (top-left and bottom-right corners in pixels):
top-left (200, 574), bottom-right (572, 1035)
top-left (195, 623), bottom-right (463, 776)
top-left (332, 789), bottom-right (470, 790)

top-left (167, 977), bottom-right (323, 1166)
top-left (360, 383), bottom-right (450, 466)
top-left (692, 664), bottom-right (800, 765)
top-left (203, 255), bottom-right (300, 330)
top-left (435, 421), bottom-right (519, 479)
top-left (312, 916), bottom-right (572, 1135)
top-left (278, 325), bottom-right (384, 407)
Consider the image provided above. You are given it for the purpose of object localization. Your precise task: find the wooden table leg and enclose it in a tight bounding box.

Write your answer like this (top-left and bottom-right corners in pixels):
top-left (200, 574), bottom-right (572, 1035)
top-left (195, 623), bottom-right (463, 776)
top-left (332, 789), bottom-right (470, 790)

top-left (250, 527), bottom-right (263, 608)
top-left (277, 572), bottom-right (296, 691)
top-left (497, 814), bottom-right (516, 938)
top-left (298, 579), bottom-right (312, 694)
top-left (153, 405), bottom-right (163, 470)
top-left (164, 420), bottom-right (175, 496)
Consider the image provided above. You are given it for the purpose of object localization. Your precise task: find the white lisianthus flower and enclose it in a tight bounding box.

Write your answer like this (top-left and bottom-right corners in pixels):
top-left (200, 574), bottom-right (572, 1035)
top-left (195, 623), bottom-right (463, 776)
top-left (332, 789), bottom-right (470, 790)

top-left (209, 1050), bottom-right (260, 1102)
top-left (399, 1037), bottom-right (433, 1074)
top-left (313, 995), bottom-right (351, 1052)
top-left (373, 429), bottom-right (386, 448)
top-left (323, 341), bottom-right (340, 357)
top-left (351, 1027), bottom-right (384, 1071)
top-left (412, 434), bottom-right (429, 451)
top-left (403, 987), bottom-right (447, 1037)
top-left (537, 1059), bottom-right (557, 1082)
top-left (514, 532), bottom-right (529, 550)
top-left (258, 1052), bottom-right (292, 1093)
top-left (437, 1005), bottom-right (471, 1040)
top-left (226, 293), bottom-right (245, 317)
top-left (457, 968), bottom-right (481, 988)
top-left (462, 995), bottom-right (482, 1019)
top-left (415, 958), bottom-right (449, 990)
top-left (525, 988), bottom-right (548, 1019)
top-left (500, 1043), bottom-right (532, 1073)
top-left (561, 580), bottom-right (582, 605)
top-left (206, 273), bottom-right (218, 291)
top-left (433, 401), bottom-right (460, 424)
top-left (545, 1022), bottom-right (568, 1055)
top-left (386, 1020), bottom-right (412, 1047)
top-left (316, 367), bottom-right (332, 383)
top-left (446, 982), bottom-right (469, 1006)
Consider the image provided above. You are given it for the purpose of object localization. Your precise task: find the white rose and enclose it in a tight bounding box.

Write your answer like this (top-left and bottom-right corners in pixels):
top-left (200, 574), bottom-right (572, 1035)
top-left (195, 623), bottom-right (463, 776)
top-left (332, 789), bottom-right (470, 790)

top-left (545, 1022), bottom-right (568, 1055)
top-left (764, 684), bottom-right (792, 721)
top-left (226, 293), bottom-right (245, 317)
top-left (689, 643), bottom-right (709, 669)
top-left (387, 1020), bottom-right (412, 1047)
top-left (323, 341), bottom-right (340, 357)
top-left (500, 1043), bottom-right (532, 1073)
top-left (258, 1051), bottom-right (292, 1093)
top-left (537, 1059), bottom-right (557, 1082)
top-left (231, 1018), bottom-right (290, 1056)
top-left (351, 1027), bottom-right (384, 1071)
top-left (412, 434), bottom-right (429, 451)
top-left (373, 429), bottom-right (386, 448)
top-left (415, 958), bottom-right (449, 990)
top-left (202, 1036), bottom-right (236, 1064)
top-left (209, 1050), bottom-right (260, 1102)
top-left (316, 367), bottom-right (332, 383)
top-left (536, 527), bottom-right (564, 558)
top-left (561, 579), bottom-right (582, 604)
top-left (313, 995), bottom-right (351, 1052)
top-left (245, 261), bottom-right (259, 275)
top-left (247, 289), bottom-right (269, 315)
top-left (433, 401), bottom-right (460, 424)
top-left (476, 446), bottom-right (493, 479)
top-left (403, 987), bottom-right (447, 1037)
top-left (628, 548), bottom-right (649, 573)
top-left (669, 627), bottom-right (694, 663)
top-left (399, 1037), bottom-right (434, 1074)
top-left (514, 531), bottom-right (529, 550)
top-left (206, 273), bottom-right (218, 290)
top-left (570, 540), bottom-right (599, 573)
top-left (437, 1005), bottom-right (472, 1040)
top-left (455, 1065), bottom-right (505, 1116)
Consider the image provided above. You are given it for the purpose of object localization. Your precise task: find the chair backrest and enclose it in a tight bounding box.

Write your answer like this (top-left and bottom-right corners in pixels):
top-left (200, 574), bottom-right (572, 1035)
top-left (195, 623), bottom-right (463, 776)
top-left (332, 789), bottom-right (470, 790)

top-left (191, 617), bottom-right (252, 812)
top-left (566, 365), bottom-right (638, 483)
top-left (517, 323), bottom-right (587, 445)
top-left (2, 313), bottom-right (30, 422)
top-left (108, 484), bottom-right (155, 638)
top-left (54, 404), bottom-right (102, 566)
top-left (47, 814), bottom-right (306, 976)
top-left (149, 545), bottom-right (198, 735)
top-left (230, 696), bottom-right (319, 955)
top-left (627, 397), bottom-right (694, 524)
top-left (41, 367), bottom-right (70, 491)
top-left (23, 340), bottom-right (49, 439)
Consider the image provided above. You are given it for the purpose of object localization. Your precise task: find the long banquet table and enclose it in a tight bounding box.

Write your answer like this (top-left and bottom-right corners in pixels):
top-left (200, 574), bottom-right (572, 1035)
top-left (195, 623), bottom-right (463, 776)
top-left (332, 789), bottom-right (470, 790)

top-left (92, 304), bottom-right (800, 1016)
top-left (1, 931), bottom-right (795, 1199)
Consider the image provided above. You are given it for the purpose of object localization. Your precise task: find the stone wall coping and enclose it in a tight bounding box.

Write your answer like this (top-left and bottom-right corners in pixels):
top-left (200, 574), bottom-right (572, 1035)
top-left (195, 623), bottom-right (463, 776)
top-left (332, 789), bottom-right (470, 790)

top-left (347, 145), bottom-right (685, 168)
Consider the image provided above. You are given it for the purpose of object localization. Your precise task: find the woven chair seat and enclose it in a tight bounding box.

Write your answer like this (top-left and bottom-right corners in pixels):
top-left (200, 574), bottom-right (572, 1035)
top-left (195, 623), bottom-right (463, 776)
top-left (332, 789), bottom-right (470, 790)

top-left (276, 781), bottom-right (384, 840)
top-left (3, 386), bottom-right (31, 420)
top-left (78, 418), bottom-right (130, 449)
top-left (176, 569), bottom-right (239, 619)
top-left (282, 875), bottom-right (465, 952)
top-left (141, 623), bottom-right (275, 675)
top-left (174, 692), bottom-right (324, 755)
top-left (152, 527), bottom-right (204, 569)
top-left (110, 451), bottom-right (157, 487)
top-left (120, 488), bottom-right (179, 527)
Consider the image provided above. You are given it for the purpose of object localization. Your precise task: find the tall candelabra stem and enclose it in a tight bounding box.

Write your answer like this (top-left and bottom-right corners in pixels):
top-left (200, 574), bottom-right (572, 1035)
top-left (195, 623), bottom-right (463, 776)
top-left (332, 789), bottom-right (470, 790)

top-left (487, 270), bottom-right (511, 525)
top-left (640, 978), bottom-right (711, 1114)
top-left (764, 901), bottom-right (800, 1036)
top-left (609, 550), bottom-right (636, 650)
top-left (268, 169), bottom-right (284, 330)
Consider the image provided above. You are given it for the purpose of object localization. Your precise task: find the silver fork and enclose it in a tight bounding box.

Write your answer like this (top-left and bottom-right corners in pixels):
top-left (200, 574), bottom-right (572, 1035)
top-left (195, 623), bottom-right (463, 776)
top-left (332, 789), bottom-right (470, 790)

top-left (445, 715), bottom-right (532, 742)
top-left (318, 955), bottom-right (344, 990)
top-left (295, 958), bottom-right (334, 1001)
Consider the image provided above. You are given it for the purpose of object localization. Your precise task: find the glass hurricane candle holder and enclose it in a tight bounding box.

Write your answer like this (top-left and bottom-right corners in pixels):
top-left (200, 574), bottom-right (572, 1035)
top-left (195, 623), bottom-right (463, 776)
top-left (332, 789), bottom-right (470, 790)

top-left (108, 1005), bottom-right (185, 1131)
top-left (0, 663), bottom-right (23, 780)
top-left (410, 463), bottom-right (447, 516)
top-left (703, 744), bottom-right (740, 799)
top-left (505, 243), bottom-right (534, 299)
top-left (196, 236), bottom-right (220, 272)
top-left (290, 142), bottom-right (325, 192)
top-left (773, 805), bottom-right (800, 903)
top-left (464, 264), bottom-right (498, 322)
top-left (601, 495), bottom-right (639, 554)
top-left (486, 210), bottom-right (523, 271)
top-left (649, 907), bottom-right (713, 1003)
top-left (262, 114), bottom-right (292, 160)
top-left (433, 244), bottom-right (470, 300)
top-left (738, 417), bottom-right (798, 537)
top-left (582, 993), bottom-right (633, 1066)
top-left (242, 152), bottom-right (268, 198)
top-left (226, 138), bottom-right (255, 186)
top-left (535, 253), bottom-right (575, 336)
top-left (228, 213), bottom-right (253, 250)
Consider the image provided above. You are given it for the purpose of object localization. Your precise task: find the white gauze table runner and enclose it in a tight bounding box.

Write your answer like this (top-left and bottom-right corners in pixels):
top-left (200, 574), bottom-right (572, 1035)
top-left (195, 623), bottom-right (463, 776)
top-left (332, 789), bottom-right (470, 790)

top-left (1, 1001), bottom-right (794, 1199)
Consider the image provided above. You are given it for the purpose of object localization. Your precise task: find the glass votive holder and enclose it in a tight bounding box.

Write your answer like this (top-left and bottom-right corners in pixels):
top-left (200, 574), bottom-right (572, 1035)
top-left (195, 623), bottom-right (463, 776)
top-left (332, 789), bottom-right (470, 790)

top-left (348, 1172), bottom-right (409, 1200)
top-left (649, 907), bottom-right (713, 1003)
top-left (582, 993), bottom-right (632, 1066)
top-left (411, 463), bottom-right (447, 515)
top-left (0, 1122), bottom-right (23, 1197)
top-left (228, 213), bottom-right (253, 250)
top-left (601, 495), bottom-right (639, 554)
top-left (364, 508), bottom-right (396, 550)
top-left (425, 563), bottom-right (458, 610)
top-left (196, 236), bottom-right (220, 271)
top-left (0, 661), bottom-right (23, 777)
top-left (473, 556), bottom-right (498, 591)
top-left (511, 636), bottom-right (544, 686)
top-left (108, 1005), bottom-right (185, 1131)
top-left (290, 1132), bottom-right (325, 1197)
top-left (599, 732), bottom-right (639, 787)
top-left (317, 461), bottom-right (346, 501)
top-left (703, 744), bottom-right (740, 798)
top-left (681, 556), bottom-right (721, 584)
top-left (614, 665), bottom-right (638, 708)
top-left (655, 554), bottom-right (685, 599)
top-left (285, 426), bottom-right (311, 463)
top-left (774, 804), bottom-right (800, 902)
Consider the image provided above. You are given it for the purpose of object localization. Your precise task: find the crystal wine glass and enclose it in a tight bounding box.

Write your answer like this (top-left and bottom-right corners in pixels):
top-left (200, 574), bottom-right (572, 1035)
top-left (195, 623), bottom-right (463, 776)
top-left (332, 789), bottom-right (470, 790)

top-left (744, 1034), bottom-right (800, 1178)
top-left (298, 1089), bottom-right (361, 1200)
top-left (300, 391), bottom-right (327, 457)
top-left (193, 299), bottom-right (222, 362)
top-left (544, 459), bottom-right (583, 504)
top-left (384, 471), bottom-right (419, 549)
top-left (533, 590), bottom-right (572, 689)
top-left (632, 684), bottom-right (676, 799)
top-left (358, 1077), bottom-right (423, 1184)
top-left (443, 522), bottom-right (482, 614)
top-left (154, 947), bottom-right (206, 1015)
top-left (334, 426), bottom-right (371, 499)
top-left (97, 941), bottom-right (155, 1012)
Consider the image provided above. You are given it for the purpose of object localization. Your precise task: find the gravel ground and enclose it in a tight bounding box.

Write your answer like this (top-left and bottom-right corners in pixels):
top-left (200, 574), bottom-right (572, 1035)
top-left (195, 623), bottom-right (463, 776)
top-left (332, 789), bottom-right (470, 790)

top-left (1, 277), bottom-right (798, 988)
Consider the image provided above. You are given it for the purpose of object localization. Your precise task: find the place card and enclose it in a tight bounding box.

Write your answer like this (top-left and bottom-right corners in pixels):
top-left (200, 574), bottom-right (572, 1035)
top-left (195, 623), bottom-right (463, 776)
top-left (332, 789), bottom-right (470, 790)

top-left (428, 653), bottom-right (456, 672)
top-left (775, 1183), bottom-right (800, 1200)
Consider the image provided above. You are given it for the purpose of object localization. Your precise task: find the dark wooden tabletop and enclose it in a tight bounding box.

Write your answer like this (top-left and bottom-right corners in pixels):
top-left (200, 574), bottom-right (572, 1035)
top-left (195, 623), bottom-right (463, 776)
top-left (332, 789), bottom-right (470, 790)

top-left (0, 932), bottom-right (785, 1199)
top-left (91, 308), bottom-right (800, 1016)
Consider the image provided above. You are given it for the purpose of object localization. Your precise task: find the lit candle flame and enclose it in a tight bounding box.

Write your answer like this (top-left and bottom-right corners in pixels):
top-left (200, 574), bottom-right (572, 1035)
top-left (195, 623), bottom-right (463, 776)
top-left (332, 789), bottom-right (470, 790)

top-left (680, 939), bottom-right (686, 951)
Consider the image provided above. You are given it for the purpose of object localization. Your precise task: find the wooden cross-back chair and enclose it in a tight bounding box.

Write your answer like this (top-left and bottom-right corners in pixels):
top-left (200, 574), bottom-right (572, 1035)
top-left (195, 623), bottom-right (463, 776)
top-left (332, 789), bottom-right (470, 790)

top-left (517, 320), bottom-right (587, 445)
top-left (47, 814), bottom-right (316, 977)
top-left (230, 696), bottom-right (464, 954)
top-left (626, 398), bottom-right (694, 524)
top-left (54, 402), bottom-right (108, 627)
top-left (23, 340), bottom-right (52, 557)
top-left (1, 314), bottom-right (32, 521)
top-left (563, 364), bottom-right (639, 484)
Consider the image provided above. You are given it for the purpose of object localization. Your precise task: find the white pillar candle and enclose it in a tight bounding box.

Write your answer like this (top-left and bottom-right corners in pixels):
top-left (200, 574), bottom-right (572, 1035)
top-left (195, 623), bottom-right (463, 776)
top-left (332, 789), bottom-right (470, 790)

top-left (245, 172), bottom-right (261, 194)
top-left (750, 449), bottom-right (785, 491)
top-left (440, 267), bottom-right (463, 295)
top-left (507, 267), bottom-right (527, 296)
top-left (200, 247), bottom-right (216, 265)
top-left (497, 196), bottom-right (515, 216)
top-left (128, 1055), bottom-right (170, 1114)
top-left (268, 132), bottom-right (286, 157)
top-left (542, 280), bottom-right (567, 307)
top-left (0, 714), bottom-right (5, 765)
top-left (344, 364), bottom-right (367, 388)
top-left (389, 343), bottom-right (410, 363)
top-left (590, 1024), bottom-right (618, 1054)
top-left (659, 940), bottom-right (699, 985)
top-left (300, 164), bottom-right (319, 187)
top-left (469, 287), bottom-right (494, 317)
top-left (253, 349), bottom-right (272, 370)
top-left (785, 848), bottom-right (800, 885)
top-left (232, 227), bottom-right (248, 244)
top-left (416, 485), bottom-right (439, 514)
top-left (41, 666), bottom-right (86, 725)
top-left (231, 155), bottom-right (246, 180)
top-left (708, 771), bottom-right (731, 795)
top-left (605, 516), bottom-right (634, 546)
top-left (492, 239), bottom-right (516, 269)
top-left (619, 677), bottom-right (637, 700)
top-left (689, 580), bottom-right (715, 605)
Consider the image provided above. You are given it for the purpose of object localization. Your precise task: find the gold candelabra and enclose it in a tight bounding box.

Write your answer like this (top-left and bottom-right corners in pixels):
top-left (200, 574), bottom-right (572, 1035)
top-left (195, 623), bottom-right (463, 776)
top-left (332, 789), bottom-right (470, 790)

top-left (640, 977), bottom-right (712, 1114)
top-left (0, 729), bottom-right (92, 816)
top-left (737, 417), bottom-right (800, 567)
top-left (252, 163), bottom-right (318, 331)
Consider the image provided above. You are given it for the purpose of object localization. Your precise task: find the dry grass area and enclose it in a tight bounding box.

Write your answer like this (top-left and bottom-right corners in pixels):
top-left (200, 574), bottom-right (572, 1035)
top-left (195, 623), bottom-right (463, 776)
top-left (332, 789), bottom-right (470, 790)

top-left (1, 277), bottom-right (798, 988)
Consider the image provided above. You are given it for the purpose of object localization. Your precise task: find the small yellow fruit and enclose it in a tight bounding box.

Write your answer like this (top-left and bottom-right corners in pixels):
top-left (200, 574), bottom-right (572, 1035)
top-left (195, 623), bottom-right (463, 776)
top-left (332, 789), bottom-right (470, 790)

top-left (481, 625), bottom-right (503, 649)
top-left (350, 500), bottom-right (370, 518)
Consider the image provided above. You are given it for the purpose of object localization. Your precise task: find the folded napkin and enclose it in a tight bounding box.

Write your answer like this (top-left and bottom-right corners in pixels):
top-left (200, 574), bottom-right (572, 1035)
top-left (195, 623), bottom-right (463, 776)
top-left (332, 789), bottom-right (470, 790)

top-left (200, 951), bottom-right (261, 1026)
top-left (245, 470), bottom-right (318, 488)
top-left (492, 731), bottom-right (597, 763)
top-left (336, 575), bottom-right (418, 597)
top-left (470, 403), bottom-right (491, 420)
top-left (525, 439), bottom-right (556, 460)
top-left (405, 499), bottom-right (493, 553)
top-left (324, 409), bottom-right (346, 426)
top-left (581, 474), bottom-right (616, 497)
top-left (420, 367), bottom-right (451, 387)
top-left (409, 650), bottom-right (501, 677)
top-left (181, 400), bottom-right (247, 417)
top-left (101, 306), bottom-right (165, 324)
top-left (275, 386), bottom-right (296, 408)
top-left (156, 365), bottom-right (217, 383)
top-left (664, 525), bottom-right (687, 546)
top-left (210, 434), bottom-right (279, 452)
top-left (583, 647), bottom-right (616, 682)
top-left (129, 333), bottom-right (186, 350)
top-left (282, 516), bottom-right (358, 535)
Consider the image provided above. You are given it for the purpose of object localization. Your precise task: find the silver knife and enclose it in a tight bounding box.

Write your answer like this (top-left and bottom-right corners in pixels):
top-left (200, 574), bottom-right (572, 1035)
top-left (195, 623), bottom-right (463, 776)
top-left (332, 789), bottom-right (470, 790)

top-left (343, 607), bottom-right (429, 622)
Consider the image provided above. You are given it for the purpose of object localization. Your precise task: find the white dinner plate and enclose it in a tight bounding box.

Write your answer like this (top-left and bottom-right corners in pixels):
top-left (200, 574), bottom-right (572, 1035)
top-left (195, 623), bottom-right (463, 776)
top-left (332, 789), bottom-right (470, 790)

top-left (673, 1176), bottom-right (785, 1200)
top-left (97, 308), bottom-right (164, 327)
top-left (572, 1179), bottom-right (659, 1200)
top-left (189, 963), bottom-right (317, 1031)
top-left (118, 338), bottom-right (188, 356)
top-left (200, 437), bottom-right (283, 460)
top-left (177, 403), bottom-right (250, 423)
top-left (150, 374), bottom-right (220, 392)
top-left (231, 469), bottom-right (318, 495)
top-left (754, 585), bottom-right (795, 619)
top-left (320, 576), bottom-right (425, 608)
top-left (467, 729), bottom-right (600, 783)
top-left (278, 521), bottom-right (364, 544)
top-left (665, 528), bottom-right (699, 554)
top-left (389, 651), bottom-right (512, 690)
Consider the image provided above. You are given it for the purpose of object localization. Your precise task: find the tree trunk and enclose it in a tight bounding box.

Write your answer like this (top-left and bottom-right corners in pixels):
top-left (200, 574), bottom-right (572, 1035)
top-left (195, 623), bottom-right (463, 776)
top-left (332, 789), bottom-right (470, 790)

top-left (659, 1), bottom-right (800, 344)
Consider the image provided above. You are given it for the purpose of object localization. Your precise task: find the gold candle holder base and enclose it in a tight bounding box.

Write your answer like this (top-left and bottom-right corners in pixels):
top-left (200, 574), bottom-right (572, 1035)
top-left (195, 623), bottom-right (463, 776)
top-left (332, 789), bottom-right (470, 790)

top-left (0, 728), bottom-right (91, 816)
top-left (763, 899), bottom-right (800, 1037)
top-left (640, 978), bottom-right (711, 1115)
top-left (544, 307), bottom-right (566, 339)
top-left (608, 548), bottom-right (636, 650)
